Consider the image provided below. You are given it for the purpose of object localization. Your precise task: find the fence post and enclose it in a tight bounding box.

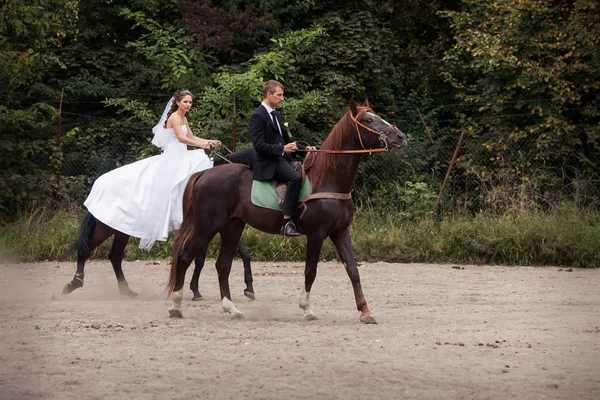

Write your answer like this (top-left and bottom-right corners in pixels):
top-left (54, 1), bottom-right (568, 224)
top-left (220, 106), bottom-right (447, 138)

top-left (55, 88), bottom-right (64, 197)
top-left (232, 93), bottom-right (237, 152)
top-left (434, 130), bottom-right (466, 215)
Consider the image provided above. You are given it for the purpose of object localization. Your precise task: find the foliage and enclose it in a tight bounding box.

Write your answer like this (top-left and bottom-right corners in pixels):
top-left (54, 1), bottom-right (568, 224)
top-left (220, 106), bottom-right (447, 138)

top-left (2, 0), bottom-right (599, 250)
top-left (191, 24), bottom-right (328, 146)
top-left (0, 0), bottom-right (79, 221)
top-left (440, 0), bottom-right (600, 210)
top-left (2, 204), bottom-right (598, 268)
top-left (176, 0), bottom-right (276, 63)
top-left (120, 8), bottom-right (210, 89)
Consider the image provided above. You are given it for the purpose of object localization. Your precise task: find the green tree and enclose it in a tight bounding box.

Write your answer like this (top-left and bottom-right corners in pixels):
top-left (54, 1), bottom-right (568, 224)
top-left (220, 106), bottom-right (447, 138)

top-left (441, 0), bottom-right (600, 210)
top-left (0, 0), bottom-right (78, 220)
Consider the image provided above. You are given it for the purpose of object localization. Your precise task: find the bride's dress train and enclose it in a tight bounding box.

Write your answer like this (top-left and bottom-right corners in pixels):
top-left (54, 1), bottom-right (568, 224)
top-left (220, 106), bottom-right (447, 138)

top-left (84, 125), bottom-right (212, 250)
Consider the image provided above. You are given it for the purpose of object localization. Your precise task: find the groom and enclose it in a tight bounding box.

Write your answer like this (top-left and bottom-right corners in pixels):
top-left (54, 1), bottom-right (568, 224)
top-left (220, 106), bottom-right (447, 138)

top-left (249, 80), bottom-right (307, 237)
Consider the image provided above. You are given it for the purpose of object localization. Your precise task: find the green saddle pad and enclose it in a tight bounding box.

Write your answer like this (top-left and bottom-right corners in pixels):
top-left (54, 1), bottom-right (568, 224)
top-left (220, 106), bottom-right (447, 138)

top-left (251, 176), bottom-right (312, 211)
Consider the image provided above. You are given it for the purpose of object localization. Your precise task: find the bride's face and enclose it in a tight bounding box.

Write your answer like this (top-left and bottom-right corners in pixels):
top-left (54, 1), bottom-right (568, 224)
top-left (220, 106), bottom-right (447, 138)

top-left (178, 95), bottom-right (193, 113)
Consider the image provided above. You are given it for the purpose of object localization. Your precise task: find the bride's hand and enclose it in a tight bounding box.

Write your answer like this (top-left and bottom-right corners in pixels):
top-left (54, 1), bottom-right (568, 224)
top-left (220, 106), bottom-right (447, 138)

top-left (207, 140), bottom-right (221, 149)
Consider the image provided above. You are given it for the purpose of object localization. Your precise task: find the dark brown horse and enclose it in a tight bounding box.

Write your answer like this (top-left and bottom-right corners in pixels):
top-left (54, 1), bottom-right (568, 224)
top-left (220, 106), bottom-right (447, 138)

top-left (62, 148), bottom-right (258, 300)
top-left (167, 100), bottom-right (407, 323)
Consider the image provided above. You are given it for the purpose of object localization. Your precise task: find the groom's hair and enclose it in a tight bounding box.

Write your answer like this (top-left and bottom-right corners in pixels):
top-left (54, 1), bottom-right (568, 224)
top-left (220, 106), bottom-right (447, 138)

top-left (263, 80), bottom-right (284, 98)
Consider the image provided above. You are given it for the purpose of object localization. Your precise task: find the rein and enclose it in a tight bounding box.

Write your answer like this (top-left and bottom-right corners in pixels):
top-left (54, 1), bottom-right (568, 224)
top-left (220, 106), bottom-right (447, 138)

top-left (209, 144), bottom-right (234, 164)
top-left (298, 110), bottom-right (396, 155)
top-left (299, 110), bottom-right (396, 171)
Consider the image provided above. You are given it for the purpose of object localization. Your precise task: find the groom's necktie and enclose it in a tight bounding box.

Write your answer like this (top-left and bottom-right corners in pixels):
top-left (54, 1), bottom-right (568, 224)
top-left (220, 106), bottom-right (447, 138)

top-left (270, 110), bottom-right (283, 136)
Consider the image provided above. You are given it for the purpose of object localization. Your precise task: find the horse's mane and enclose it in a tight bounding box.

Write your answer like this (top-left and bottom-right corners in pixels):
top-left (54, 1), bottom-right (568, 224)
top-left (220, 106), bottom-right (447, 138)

top-left (308, 105), bottom-right (373, 190)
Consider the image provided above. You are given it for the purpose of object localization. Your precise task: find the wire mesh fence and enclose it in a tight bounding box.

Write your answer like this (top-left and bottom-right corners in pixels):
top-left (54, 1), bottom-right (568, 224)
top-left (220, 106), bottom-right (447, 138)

top-left (47, 99), bottom-right (600, 217)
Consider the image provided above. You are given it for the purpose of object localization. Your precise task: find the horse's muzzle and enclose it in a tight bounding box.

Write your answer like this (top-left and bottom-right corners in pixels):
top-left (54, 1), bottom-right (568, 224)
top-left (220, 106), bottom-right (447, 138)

top-left (387, 127), bottom-right (407, 150)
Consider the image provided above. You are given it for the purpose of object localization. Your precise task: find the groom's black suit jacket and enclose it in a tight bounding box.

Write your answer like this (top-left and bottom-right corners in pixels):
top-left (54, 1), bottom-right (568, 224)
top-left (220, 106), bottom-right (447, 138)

top-left (248, 104), bottom-right (305, 181)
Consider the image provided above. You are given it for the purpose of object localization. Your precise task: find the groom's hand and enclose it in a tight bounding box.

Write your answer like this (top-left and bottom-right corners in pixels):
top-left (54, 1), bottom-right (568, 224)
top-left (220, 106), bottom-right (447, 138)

top-left (283, 142), bottom-right (298, 152)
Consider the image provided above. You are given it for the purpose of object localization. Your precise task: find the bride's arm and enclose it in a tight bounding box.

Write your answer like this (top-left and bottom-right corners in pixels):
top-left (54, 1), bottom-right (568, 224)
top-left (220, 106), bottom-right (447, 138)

top-left (169, 114), bottom-right (203, 147)
top-left (185, 120), bottom-right (221, 149)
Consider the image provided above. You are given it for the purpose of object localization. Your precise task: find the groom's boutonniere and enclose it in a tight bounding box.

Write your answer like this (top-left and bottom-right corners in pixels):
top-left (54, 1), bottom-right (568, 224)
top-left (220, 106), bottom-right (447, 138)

top-left (284, 122), bottom-right (291, 137)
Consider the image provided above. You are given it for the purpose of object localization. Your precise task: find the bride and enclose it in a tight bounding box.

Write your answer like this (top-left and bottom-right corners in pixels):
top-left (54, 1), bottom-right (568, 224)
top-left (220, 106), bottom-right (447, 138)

top-left (84, 88), bottom-right (221, 250)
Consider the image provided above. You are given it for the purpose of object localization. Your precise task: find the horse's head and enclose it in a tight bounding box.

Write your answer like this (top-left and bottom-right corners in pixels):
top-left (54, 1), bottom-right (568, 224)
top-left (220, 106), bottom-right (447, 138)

top-left (349, 99), bottom-right (407, 151)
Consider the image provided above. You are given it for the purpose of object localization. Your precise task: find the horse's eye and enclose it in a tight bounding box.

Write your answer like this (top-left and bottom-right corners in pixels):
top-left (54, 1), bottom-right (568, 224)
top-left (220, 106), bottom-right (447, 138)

top-left (367, 118), bottom-right (372, 123)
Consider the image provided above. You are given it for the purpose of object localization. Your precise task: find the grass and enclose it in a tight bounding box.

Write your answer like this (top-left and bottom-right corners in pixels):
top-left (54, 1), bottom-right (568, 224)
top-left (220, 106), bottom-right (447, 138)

top-left (0, 203), bottom-right (598, 268)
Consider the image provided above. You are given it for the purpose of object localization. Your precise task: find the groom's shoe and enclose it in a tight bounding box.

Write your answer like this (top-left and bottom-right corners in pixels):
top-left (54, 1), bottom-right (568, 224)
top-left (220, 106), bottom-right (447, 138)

top-left (281, 220), bottom-right (302, 237)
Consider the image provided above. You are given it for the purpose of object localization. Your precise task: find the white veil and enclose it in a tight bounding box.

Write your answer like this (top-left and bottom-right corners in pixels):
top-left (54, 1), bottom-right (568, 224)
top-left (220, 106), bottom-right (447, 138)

top-left (151, 97), bottom-right (174, 150)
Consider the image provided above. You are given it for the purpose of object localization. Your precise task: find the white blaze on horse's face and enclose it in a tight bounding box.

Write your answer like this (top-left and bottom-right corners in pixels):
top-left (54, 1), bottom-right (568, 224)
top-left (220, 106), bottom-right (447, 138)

top-left (360, 111), bottom-right (391, 135)
top-left (359, 111), bottom-right (407, 150)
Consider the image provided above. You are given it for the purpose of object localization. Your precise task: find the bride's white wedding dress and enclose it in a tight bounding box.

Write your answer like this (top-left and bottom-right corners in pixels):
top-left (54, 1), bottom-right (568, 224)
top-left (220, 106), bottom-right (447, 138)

top-left (84, 125), bottom-right (212, 250)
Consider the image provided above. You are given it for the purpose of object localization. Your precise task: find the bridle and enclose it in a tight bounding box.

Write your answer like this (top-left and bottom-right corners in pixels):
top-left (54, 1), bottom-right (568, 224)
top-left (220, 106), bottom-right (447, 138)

top-left (301, 110), bottom-right (396, 155)
top-left (299, 110), bottom-right (399, 207)
top-left (350, 110), bottom-right (397, 153)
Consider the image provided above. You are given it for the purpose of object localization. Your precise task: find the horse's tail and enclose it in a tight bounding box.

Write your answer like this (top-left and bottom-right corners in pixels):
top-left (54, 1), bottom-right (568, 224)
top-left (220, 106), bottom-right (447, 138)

top-left (67, 212), bottom-right (97, 255)
top-left (167, 171), bottom-right (205, 295)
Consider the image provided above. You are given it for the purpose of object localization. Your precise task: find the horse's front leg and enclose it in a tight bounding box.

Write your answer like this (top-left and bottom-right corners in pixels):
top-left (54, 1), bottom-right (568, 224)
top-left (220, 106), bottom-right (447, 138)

top-left (299, 234), bottom-right (324, 321)
top-left (330, 229), bottom-right (377, 324)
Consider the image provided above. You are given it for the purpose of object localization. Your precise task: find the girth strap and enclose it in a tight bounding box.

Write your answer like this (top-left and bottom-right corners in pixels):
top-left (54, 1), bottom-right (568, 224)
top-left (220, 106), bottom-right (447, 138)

top-left (299, 192), bottom-right (352, 220)
top-left (301, 192), bottom-right (352, 202)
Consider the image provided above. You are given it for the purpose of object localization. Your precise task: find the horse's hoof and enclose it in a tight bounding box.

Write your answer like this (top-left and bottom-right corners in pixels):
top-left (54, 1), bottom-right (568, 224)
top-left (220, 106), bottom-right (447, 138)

top-left (121, 289), bottom-right (139, 298)
top-left (62, 282), bottom-right (79, 295)
top-left (303, 313), bottom-right (318, 321)
top-left (244, 290), bottom-right (255, 301)
top-left (62, 276), bottom-right (83, 295)
top-left (230, 312), bottom-right (244, 320)
top-left (191, 294), bottom-right (203, 301)
top-left (119, 284), bottom-right (138, 298)
top-left (169, 309), bottom-right (183, 318)
top-left (360, 315), bottom-right (377, 324)
top-left (61, 283), bottom-right (73, 295)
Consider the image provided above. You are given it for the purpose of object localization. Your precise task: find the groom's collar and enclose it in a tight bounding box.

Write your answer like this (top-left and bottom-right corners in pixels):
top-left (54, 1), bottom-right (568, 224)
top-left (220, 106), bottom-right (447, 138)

top-left (261, 101), bottom-right (275, 115)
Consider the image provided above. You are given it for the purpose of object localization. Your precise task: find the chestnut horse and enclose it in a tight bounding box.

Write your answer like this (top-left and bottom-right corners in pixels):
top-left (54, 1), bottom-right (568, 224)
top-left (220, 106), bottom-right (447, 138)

top-left (167, 100), bottom-right (407, 323)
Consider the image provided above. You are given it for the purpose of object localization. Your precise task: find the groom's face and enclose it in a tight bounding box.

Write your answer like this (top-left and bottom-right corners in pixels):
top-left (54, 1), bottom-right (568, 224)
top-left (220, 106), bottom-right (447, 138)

top-left (266, 87), bottom-right (284, 108)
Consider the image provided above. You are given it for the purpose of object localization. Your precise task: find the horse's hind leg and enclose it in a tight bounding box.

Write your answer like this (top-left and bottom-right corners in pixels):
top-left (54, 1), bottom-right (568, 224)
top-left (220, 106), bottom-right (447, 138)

top-left (238, 241), bottom-right (255, 300)
top-left (169, 239), bottom-right (208, 318)
top-left (63, 217), bottom-right (113, 295)
top-left (189, 241), bottom-right (252, 302)
top-left (190, 253), bottom-right (207, 301)
top-left (330, 229), bottom-right (376, 324)
top-left (217, 222), bottom-right (246, 319)
top-left (109, 232), bottom-right (137, 297)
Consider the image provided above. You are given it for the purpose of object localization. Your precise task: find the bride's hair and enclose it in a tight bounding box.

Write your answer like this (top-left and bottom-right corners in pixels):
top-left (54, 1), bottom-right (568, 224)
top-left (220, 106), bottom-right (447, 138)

top-left (164, 89), bottom-right (193, 128)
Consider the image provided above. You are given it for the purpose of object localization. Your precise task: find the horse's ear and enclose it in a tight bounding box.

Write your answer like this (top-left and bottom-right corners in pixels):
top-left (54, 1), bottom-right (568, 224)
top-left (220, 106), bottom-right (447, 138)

top-left (349, 98), bottom-right (358, 116)
top-left (364, 98), bottom-right (370, 108)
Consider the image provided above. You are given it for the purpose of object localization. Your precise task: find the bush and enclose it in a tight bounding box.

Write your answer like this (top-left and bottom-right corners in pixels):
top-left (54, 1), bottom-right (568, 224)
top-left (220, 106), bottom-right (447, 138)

top-left (1, 203), bottom-right (598, 268)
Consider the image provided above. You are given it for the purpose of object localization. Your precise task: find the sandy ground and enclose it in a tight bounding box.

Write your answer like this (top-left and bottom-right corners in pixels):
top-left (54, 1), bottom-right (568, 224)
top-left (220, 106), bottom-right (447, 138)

top-left (0, 259), bottom-right (599, 400)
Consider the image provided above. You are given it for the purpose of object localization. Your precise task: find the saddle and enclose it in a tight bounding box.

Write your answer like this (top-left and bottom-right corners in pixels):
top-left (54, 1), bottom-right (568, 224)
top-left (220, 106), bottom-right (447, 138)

top-left (275, 161), bottom-right (307, 205)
